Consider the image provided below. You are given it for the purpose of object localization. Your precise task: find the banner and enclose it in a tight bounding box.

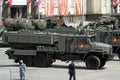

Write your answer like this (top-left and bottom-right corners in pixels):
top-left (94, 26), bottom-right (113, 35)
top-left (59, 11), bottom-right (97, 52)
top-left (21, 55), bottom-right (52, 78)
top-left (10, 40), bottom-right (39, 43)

top-left (5, 0), bottom-right (12, 6)
top-left (34, 0), bottom-right (41, 6)
top-left (0, 0), bottom-right (3, 4)
top-left (59, 0), bottom-right (67, 16)
top-left (75, 0), bottom-right (82, 16)
top-left (27, 0), bottom-right (32, 6)
top-left (117, 0), bottom-right (120, 4)
top-left (112, 0), bottom-right (117, 6)
top-left (46, 0), bottom-right (54, 17)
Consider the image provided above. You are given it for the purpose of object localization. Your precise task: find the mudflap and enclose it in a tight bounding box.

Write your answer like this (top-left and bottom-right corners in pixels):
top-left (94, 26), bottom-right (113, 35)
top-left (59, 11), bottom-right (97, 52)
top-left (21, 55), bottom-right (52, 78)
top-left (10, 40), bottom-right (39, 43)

top-left (5, 49), bottom-right (15, 59)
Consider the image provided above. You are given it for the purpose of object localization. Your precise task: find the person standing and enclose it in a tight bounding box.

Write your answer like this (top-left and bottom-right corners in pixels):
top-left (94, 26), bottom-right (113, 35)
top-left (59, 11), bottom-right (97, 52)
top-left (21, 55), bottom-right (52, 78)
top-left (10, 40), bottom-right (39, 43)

top-left (68, 61), bottom-right (76, 80)
top-left (19, 60), bottom-right (26, 80)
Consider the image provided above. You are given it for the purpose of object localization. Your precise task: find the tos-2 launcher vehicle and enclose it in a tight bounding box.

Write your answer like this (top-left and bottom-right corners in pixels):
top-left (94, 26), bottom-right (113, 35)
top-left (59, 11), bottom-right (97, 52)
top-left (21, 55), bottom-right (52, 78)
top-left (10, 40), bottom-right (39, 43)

top-left (2, 27), bottom-right (113, 69)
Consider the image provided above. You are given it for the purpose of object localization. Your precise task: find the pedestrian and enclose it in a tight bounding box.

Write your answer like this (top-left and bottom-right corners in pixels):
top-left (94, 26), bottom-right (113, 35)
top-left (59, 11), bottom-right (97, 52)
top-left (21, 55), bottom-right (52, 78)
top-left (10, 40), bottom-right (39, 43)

top-left (68, 61), bottom-right (76, 80)
top-left (19, 60), bottom-right (26, 80)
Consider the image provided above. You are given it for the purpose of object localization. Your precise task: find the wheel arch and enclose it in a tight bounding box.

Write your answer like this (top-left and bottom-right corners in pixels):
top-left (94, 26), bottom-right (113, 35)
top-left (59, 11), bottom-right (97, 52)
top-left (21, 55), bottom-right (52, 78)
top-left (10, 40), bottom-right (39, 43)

top-left (83, 52), bottom-right (103, 61)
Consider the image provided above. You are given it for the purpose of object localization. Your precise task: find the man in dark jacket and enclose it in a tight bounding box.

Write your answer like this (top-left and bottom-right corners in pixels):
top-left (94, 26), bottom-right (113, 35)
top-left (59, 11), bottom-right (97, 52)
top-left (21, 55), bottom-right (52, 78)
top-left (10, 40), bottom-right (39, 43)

top-left (68, 61), bottom-right (76, 80)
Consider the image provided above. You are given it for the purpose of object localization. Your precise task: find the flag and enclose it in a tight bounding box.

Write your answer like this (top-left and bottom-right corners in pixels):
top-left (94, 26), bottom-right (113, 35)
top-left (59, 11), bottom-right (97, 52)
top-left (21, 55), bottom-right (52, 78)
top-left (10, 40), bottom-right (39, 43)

top-left (112, 0), bottom-right (117, 6)
top-left (34, 0), bottom-right (41, 6)
top-left (46, 0), bottom-right (54, 17)
top-left (75, 0), bottom-right (82, 16)
top-left (27, 0), bottom-right (32, 6)
top-left (0, 0), bottom-right (3, 7)
top-left (117, 0), bottom-right (120, 4)
top-left (59, 0), bottom-right (67, 16)
top-left (5, 0), bottom-right (12, 7)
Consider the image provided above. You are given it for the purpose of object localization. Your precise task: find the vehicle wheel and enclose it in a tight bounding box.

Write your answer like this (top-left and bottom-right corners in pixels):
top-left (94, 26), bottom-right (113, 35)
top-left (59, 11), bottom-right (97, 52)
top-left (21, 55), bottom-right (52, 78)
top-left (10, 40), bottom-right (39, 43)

top-left (48, 61), bottom-right (53, 66)
top-left (85, 55), bottom-right (100, 69)
top-left (99, 59), bottom-right (106, 68)
top-left (14, 59), bottom-right (18, 63)
top-left (118, 53), bottom-right (120, 60)
top-left (47, 55), bottom-right (53, 66)
top-left (23, 56), bottom-right (33, 66)
top-left (33, 53), bottom-right (48, 67)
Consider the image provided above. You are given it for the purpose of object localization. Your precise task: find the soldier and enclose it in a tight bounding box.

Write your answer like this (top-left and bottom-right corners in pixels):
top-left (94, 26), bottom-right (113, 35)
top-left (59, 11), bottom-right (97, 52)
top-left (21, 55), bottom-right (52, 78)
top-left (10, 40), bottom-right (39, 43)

top-left (68, 61), bottom-right (76, 80)
top-left (19, 60), bottom-right (26, 80)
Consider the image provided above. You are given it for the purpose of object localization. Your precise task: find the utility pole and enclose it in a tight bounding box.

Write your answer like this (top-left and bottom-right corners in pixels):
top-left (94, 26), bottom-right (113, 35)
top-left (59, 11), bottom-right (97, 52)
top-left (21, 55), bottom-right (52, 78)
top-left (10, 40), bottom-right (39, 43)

top-left (105, 0), bottom-right (107, 14)
top-left (0, 0), bottom-right (2, 19)
top-left (82, 0), bottom-right (84, 24)
top-left (38, 5), bottom-right (40, 19)
top-left (27, 4), bottom-right (31, 18)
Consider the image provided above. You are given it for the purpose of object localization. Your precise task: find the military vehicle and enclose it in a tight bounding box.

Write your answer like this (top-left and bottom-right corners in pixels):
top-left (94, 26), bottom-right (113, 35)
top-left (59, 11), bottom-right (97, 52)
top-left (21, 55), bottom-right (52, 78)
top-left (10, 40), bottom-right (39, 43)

top-left (95, 30), bottom-right (120, 59)
top-left (2, 25), bottom-right (113, 69)
top-left (80, 16), bottom-right (120, 59)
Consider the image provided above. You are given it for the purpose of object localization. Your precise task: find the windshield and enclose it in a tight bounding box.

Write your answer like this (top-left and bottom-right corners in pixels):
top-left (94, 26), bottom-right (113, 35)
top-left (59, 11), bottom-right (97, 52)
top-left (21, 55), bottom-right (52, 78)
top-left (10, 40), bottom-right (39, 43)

top-left (89, 36), bottom-right (96, 42)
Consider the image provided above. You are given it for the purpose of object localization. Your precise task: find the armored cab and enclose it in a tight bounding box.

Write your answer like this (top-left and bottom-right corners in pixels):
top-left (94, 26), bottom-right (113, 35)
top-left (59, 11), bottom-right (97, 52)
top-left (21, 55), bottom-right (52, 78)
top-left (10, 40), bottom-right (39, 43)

top-left (95, 30), bottom-right (120, 59)
top-left (3, 27), bottom-right (113, 69)
top-left (81, 16), bottom-right (120, 59)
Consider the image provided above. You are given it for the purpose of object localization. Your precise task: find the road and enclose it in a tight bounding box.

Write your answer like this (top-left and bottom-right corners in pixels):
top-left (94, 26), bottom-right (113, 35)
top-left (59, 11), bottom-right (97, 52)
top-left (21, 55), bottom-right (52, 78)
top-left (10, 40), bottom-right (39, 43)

top-left (0, 48), bottom-right (120, 80)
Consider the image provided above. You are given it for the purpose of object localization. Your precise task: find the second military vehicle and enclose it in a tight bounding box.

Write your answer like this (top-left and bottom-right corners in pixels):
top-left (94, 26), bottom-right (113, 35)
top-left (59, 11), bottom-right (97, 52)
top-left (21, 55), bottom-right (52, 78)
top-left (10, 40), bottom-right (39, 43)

top-left (80, 16), bottom-right (120, 59)
top-left (95, 30), bottom-right (120, 59)
top-left (2, 26), bottom-right (113, 69)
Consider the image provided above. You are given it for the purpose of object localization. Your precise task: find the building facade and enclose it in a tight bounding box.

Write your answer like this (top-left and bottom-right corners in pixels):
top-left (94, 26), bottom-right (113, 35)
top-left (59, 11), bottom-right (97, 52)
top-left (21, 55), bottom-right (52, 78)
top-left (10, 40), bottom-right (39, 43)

top-left (112, 0), bottom-right (120, 14)
top-left (2, 0), bottom-right (27, 18)
top-left (1, 0), bottom-right (115, 21)
top-left (86, 0), bottom-right (111, 20)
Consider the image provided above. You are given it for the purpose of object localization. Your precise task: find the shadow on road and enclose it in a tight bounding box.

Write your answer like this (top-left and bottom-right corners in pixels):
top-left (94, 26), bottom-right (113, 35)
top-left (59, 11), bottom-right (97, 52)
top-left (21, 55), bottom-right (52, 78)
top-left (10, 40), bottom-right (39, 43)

top-left (0, 64), bottom-right (19, 67)
top-left (0, 64), bottom-right (106, 70)
top-left (50, 64), bottom-right (106, 70)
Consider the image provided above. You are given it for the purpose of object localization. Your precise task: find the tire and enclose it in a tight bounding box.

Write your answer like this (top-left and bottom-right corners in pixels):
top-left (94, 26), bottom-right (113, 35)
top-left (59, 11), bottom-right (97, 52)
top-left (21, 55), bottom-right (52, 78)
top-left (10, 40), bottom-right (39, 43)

top-left (118, 53), bottom-right (120, 60)
top-left (22, 56), bottom-right (33, 66)
top-left (48, 61), bottom-right (53, 66)
top-left (14, 59), bottom-right (19, 63)
top-left (85, 55), bottom-right (100, 69)
top-left (47, 55), bottom-right (53, 66)
top-left (33, 53), bottom-right (48, 67)
top-left (99, 59), bottom-right (106, 68)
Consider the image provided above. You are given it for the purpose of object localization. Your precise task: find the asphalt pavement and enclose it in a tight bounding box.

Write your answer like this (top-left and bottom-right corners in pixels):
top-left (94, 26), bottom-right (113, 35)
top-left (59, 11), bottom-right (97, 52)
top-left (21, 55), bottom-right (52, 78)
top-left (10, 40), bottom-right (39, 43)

top-left (0, 48), bottom-right (120, 80)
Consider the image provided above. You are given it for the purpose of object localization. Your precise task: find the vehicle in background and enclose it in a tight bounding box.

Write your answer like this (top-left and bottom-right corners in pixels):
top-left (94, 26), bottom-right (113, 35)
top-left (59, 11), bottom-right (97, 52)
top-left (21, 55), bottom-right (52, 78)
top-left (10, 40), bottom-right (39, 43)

top-left (80, 16), bottom-right (120, 59)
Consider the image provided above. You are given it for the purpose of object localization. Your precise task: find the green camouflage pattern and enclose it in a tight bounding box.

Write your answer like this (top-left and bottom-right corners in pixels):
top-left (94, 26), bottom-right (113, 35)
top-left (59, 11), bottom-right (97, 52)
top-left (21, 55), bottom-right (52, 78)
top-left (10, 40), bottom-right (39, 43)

top-left (80, 16), bottom-right (120, 35)
top-left (17, 18), bottom-right (34, 30)
top-left (32, 19), bottom-right (47, 30)
top-left (3, 18), bottom-right (47, 31)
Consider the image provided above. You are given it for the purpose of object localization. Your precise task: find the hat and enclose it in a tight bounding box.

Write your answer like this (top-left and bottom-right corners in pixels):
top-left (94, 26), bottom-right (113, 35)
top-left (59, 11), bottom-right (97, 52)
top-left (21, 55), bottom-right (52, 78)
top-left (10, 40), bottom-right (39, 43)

top-left (20, 60), bottom-right (23, 63)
